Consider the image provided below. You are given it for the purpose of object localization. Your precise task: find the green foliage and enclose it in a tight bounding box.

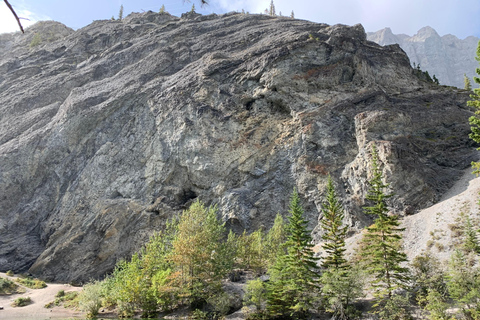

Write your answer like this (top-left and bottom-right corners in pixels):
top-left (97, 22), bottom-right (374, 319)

top-left (424, 289), bottom-right (450, 320)
top-left (160, 4), bottom-right (166, 13)
top-left (411, 252), bottom-right (446, 306)
top-left (16, 277), bottom-right (47, 289)
top-left (321, 266), bottom-right (365, 320)
top-left (170, 200), bottom-right (232, 306)
top-left (6, 270), bottom-right (14, 276)
top-left (264, 213), bottom-right (286, 268)
top-left (244, 279), bottom-right (267, 311)
top-left (468, 41), bottom-right (480, 175)
top-left (375, 293), bottom-right (413, 320)
top-left (361, 144), bottom-right (409, 304)
top-left (12, 296), bottom-right (32, 307)
top-left (465, 74), bottom-right (473, 91)
top-left (190, 4), bottom-right (196, 13)
top-left (45, 291), bottom-right (79, 309)
top-left (321, 175), bottom-right (348, 270)
top-left (269, 0), bottom-right (276, 16)
top-left (234, 229), bottom-right (266, 273)
top-left (290, 10), bottom-right (294, 18)
top-left (267, 189), bottom-right (321, 319)
top-left (464, 216), bottom-right (480, 254)
top-left (0, 276), bottom-right (21, 295)
top-left (118, 4), bottom-right (124, 20)
top-left (446, 251), bottom-right (480, 320)
top-left (433, 75), bottom-right (440, 85)
top-left (79, 280), bottom-right (103, 318)
top-left (30, 33), bottom-right (42, 47)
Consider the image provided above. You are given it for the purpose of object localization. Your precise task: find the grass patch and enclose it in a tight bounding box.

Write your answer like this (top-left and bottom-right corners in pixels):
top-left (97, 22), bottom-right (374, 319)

top-left (44, 291), bottom-right (79, 309)
top-left (0, 277), bottom-right (23, 295)
top-left (12, 296), bottom-right (32, 307)
top-left (16, 277), bottom-right (47, 289)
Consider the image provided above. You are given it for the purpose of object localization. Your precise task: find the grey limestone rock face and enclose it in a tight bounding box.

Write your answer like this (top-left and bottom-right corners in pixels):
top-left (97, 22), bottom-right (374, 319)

top-left (367, 26), bottom-right (480, 88)
top-left (0, 12), bottom-right (476, 282)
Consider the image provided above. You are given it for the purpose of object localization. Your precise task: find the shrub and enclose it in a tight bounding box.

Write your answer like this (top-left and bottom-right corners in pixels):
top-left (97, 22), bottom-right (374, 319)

top-left (0, 277), bottom-right (21, 295)
top-left (12, 296), bottom-right (32, 307)
top-left (56, 289), bottom-right (65, 298)
top-left (6, 270), bottom-right (14, 276)
top-left (16, 277), bottom-right (47, 289)
top-left (79, 281), bottom-right (103, 319)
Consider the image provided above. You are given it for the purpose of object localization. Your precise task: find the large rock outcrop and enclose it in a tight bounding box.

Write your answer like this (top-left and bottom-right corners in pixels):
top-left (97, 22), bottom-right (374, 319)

top-left (367, 26), bottom-right (479, 88)
top-left (0, 12), bottom-right (476, 282)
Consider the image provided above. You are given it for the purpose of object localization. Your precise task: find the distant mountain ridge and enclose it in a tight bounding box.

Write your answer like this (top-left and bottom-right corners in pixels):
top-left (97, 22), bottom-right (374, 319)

top-left (367, 26), bottom-right (479, 88)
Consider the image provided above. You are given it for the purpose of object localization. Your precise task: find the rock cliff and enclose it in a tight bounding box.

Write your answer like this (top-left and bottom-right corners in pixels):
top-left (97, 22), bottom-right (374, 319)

top-left (0, 12), bottom-right (476, 282)
top-left (367, 26), bottom-right (479, 88)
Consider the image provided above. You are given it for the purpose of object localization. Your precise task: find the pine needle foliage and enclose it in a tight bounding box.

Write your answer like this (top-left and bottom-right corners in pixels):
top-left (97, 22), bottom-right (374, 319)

top-left (267, 189), bottom-right (321, 319)
top-left (361, 144), bottom-right (409, 303)
top-left (321, 175), bottom-right (348, 270)
top-left (468, 41), bottom-right (480, 175)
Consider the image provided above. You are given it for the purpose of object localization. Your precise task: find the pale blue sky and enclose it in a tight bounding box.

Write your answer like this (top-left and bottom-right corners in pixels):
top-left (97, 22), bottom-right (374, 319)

top-left (1, 0), bottom-right (479, 39)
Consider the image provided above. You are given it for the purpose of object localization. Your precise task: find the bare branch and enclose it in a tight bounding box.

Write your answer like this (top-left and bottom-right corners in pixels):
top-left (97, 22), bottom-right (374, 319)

top-left (4, 0), bottom-right (24, 33)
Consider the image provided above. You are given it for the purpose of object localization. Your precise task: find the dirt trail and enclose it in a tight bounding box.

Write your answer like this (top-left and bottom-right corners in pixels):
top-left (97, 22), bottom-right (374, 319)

top-left (0, 272), bottom-right (85, 319)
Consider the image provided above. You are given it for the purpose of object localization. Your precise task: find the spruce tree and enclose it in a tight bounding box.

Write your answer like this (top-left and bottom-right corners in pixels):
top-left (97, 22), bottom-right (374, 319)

top-left (269, 0), bottom-right (276, 16)
top-left (290, 10), bottom-right (294, 18)
top-left (267, 189), bottom-right (321, 319)
top-left (320, 175), bottom-right (348, 270)
top-left (159, 5), bottom-right (166, 13)
top-left (465, 73), bottom-right (472, 91)
top-left (360, 144), bottom-right (409, 304)
top-left (468, 41), bottom-right (480, 175)
top-left (118, 5), bottom-right (124, 20)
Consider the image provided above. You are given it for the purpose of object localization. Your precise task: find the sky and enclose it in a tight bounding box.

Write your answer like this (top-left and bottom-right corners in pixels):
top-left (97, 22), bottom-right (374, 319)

top-left (0, 0), bottom-right (479, 39)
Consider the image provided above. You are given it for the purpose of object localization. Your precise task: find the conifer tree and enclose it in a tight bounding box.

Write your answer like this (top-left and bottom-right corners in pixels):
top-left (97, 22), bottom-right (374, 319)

top-left (159, 5), bottom-right (166, 13)
top-left (190, 4), bottom-right (196, 13)
top-left (290, 10), bottom-right (295, 18)
top-left (118, 4), bottom-right (124, 20)
top-left (267, 189), bottom-right (321, 319)
top-left (465, 73), bottom-right (473, 91)
top-left (321, 175), bottom-right (348, 270)
top-left (264, 213), bottom-right (286, 268)
top-left (269, 0), bottom-right (276, 16)
top-left (468, 41), bottom-right (480, 175)
top-left (361, 144), bottom-right (409, 304)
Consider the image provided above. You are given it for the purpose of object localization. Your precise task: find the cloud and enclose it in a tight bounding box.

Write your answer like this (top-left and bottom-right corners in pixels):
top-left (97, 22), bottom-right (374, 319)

top-left (0, 2), bottom-right (51, 34)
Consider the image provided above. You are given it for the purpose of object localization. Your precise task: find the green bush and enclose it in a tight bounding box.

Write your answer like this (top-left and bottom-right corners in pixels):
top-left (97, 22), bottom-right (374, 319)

top-left (0, 277), bottom-right (21, 294)
top-left (6, 270), bottom-right (14, 276)
top-left (12, 296), bottom-right (32, 307)
top-left (16, 277), bottom-right (47, 289)
top-left (79, 281), bottom-right (103, 319)
top-left (45, 291), bottom-right (79, 309)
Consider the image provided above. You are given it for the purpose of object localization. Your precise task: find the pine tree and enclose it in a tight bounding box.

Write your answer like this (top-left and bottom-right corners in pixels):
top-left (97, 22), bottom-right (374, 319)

top-left (464, 216), bottom-right (480, 254)
top-left (433, 74), bottom-right (440, 85)
top-left (190, 4), bottom-right (196, 13)
top-left (269, 0), bottom-right (276, 16)
top-left (290, 10), bottom-right (294, 18)
top-left (360, 144), bottom-right (409, 304)
top-left (267, 189), bottom-right (321, 319)
top-left (159, 5), bottom-right (166, 13)
top-left (264, 213), bottom-right (286, 268)
top-left (321, 175), bottom-right (348, 270)
top-left (118, 4), bottom-right (124, 20)
top-left (468, 41), bottom-right (480, 175)
top-left (465, 73), bottom-right (473, 91)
